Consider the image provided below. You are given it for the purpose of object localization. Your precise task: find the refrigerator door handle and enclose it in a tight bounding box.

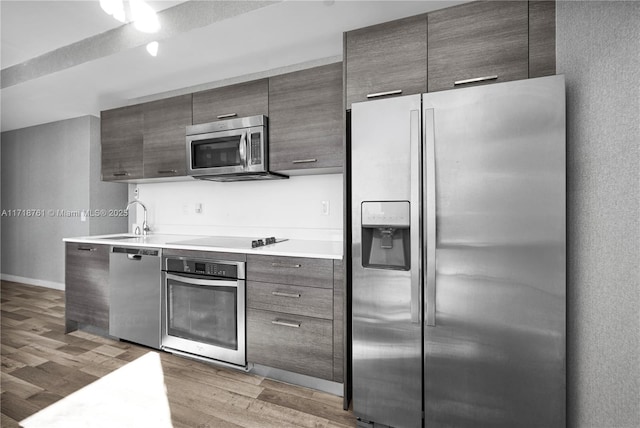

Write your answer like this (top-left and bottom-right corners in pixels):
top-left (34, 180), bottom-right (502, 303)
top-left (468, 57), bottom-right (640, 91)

top-left (424, 108), bottom-right (437, 327)
top-left (410, 109), bottom-right (422, 324)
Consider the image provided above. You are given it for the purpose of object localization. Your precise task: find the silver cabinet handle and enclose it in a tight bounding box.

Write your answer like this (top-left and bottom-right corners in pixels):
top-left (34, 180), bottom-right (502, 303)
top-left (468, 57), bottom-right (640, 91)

top-left (217, 113), bottom-right (237, 119)
top-left (410, 109), bottom-right (421, 324)
top-left (424, 108), bottom-right (437, 327)
top-left (454, 75), bottom-right (498, 86)
top-left (271, 262), bottom-right (301, 268)
top-left (271, 291), bottom-right (301, 298)
top-left (367, 89), bottom-right (402, 99)
top-left (271, 319), bottom-right (301, 328)
top-left (113, 172), bottom-right (129, 177)
top-left (292, 159), bottom-right (317, 164)
top-left (77, 246), bottom-right (96, 252)
top-left (157, 169), bottom-right (178, 174)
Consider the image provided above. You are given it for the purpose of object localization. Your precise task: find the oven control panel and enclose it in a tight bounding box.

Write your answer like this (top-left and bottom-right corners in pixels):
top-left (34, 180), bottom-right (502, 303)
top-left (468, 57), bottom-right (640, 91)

top-left (164, 258), bottom-right (240, 279)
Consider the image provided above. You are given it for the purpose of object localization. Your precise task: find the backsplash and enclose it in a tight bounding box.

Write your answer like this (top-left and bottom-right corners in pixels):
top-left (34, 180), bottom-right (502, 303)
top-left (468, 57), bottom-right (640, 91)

top-left (129, 174), bottom-right (343, 241)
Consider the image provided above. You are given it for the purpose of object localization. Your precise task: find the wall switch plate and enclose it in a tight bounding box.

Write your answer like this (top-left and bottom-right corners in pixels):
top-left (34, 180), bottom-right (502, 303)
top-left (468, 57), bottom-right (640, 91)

top-left (321, 200), bottom-right (330, 216)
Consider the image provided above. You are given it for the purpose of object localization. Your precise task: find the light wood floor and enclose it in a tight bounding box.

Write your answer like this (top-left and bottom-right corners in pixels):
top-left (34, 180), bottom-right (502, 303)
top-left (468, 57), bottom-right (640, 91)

top-left (0, 280), bottom-right (356, 428)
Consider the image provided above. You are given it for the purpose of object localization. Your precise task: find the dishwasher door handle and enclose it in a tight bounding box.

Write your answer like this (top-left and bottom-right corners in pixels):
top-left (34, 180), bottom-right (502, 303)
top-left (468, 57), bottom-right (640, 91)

top-left (127, 254), bottom-right (142, 261)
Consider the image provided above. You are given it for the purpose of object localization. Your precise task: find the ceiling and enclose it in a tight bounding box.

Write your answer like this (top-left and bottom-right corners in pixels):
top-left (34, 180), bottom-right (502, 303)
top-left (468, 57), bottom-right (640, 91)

top-left (0, 0), bottom-right (466, 132)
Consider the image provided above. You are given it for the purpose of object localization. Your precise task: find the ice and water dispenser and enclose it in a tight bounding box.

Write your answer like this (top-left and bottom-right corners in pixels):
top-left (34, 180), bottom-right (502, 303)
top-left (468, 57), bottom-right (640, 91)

top-left (361, 201), bottom-right (411, 270)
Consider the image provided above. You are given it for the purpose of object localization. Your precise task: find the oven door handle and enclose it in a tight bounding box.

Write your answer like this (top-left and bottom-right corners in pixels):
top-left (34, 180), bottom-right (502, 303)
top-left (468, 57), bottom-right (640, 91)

top-left (165, 273), bottom-right (239, 288)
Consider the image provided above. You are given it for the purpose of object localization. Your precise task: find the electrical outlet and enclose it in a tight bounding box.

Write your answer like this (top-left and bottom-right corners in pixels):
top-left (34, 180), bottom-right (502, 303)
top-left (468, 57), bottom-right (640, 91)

top-left (321, 200), bottom-right (330, 216)
top-left (134, 186), bottom-right (139, 199)
top-left (195, 203), bottom-right (202, 214)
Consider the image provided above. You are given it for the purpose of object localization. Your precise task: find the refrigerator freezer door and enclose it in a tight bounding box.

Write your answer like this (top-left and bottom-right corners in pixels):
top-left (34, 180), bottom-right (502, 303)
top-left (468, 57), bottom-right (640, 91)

top-left (423, 75), bottom-right (566, 427)
top-left (352, 94), bottom-right (422, 428)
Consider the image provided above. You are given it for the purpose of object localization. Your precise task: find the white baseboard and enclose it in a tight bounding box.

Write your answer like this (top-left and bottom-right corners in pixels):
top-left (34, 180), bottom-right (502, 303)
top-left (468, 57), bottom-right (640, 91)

top-left (0, 274), bottom-right (65, 291)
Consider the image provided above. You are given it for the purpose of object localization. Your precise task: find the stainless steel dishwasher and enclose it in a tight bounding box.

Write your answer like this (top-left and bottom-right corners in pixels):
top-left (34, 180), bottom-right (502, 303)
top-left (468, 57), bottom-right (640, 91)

top-left (109, 246), bottom-right (162, 349)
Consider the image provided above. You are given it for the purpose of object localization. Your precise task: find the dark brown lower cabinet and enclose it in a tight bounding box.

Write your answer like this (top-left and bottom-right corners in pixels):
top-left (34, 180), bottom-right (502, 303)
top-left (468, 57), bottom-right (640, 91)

top-left (246, 256), bottom-right (344, 383)
top-left (247, 308), bottom-right (334, 380)
top-left (65, 243), bottom-right (109, 332)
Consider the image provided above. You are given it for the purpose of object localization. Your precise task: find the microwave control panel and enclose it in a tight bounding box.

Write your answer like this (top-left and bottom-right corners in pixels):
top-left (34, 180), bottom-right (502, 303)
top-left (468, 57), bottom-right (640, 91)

top-left (250, 133), bottom-right (262, 165)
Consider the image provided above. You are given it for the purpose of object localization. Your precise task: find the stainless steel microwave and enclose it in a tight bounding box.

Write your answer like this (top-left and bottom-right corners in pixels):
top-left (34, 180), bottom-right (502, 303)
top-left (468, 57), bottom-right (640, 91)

top-left (186, 115), bottom-right (287, 182)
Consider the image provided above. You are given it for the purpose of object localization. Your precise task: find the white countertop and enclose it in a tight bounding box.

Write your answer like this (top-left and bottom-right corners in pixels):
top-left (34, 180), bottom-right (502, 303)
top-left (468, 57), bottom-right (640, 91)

top-left (64, 233), bottom-right (343, 260)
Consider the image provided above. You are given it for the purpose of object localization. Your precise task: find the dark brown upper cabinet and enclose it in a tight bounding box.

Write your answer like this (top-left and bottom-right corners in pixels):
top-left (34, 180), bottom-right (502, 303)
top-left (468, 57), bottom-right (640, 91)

top-left (268, 62), bottom-right (344, 174)
top-left (101, 104), bottom-right (143, 181)
top-left (345, 14), bottom-right (428, 109)
top-left (142, 94), bottom-right (192, 179)
top-left (192, 79), bottom-right (269, 125)
top-left (529, 0), bottom-right (556, 78)
top-left (427, 1), bottom-right (529, 92)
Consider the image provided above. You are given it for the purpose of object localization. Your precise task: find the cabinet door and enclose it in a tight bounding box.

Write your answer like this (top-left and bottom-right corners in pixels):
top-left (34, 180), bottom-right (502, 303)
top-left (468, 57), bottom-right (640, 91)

top-left (345, 14), bottom-right (427, 108)
top-left (333, 259), bottom-right (345, 383)
top-left (528, 0), bottom-right (556, 78)
top-left (101, 105), bottom-right (143, 181)
top-left (427, 1), bottom-right (529, 92)
top-left (192, 79), bottom-right (268, 125)
top-left (65, 243), bottom-right (110, 331)
top-left (142, 94), bottom-right (192, 178)
top-left (269, 62), bottom-right (343, 174)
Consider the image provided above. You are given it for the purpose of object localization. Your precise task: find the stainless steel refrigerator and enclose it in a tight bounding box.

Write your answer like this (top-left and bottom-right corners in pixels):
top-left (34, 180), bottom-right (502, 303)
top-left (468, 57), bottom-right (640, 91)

top-left (351, 75), bottom-right (566, 428)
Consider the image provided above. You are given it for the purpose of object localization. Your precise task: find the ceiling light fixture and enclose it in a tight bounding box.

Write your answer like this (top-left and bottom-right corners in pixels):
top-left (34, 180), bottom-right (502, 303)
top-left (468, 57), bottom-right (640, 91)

top-left (146, 41), bottom-right (159, 57)
top-left (130, 0), bottom-right (160, 33)
top-left (99, 0), bottom-right (160, 33)
top-left (100, 0), bottom-right (126, 23)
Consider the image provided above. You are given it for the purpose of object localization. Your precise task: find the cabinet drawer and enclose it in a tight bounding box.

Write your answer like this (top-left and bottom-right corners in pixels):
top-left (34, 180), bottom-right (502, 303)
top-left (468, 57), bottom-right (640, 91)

top-left (247, 309), bottom-right (333, 380)
top-left (246, 255), bottom-right (333, 288)
top-left (247, 281), bottom-right (333, 320)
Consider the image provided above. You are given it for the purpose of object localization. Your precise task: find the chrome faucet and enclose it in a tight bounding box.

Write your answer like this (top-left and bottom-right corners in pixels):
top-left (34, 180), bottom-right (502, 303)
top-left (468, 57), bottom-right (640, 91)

top-left (125, 200), bottom-right (150, 236)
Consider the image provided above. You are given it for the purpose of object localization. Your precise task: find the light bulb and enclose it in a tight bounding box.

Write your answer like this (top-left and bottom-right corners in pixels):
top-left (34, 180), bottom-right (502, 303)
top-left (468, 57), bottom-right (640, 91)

top-left (131, 0), bottom-right (160, 33)
top-left (146, 41), bottom-right (159, 57)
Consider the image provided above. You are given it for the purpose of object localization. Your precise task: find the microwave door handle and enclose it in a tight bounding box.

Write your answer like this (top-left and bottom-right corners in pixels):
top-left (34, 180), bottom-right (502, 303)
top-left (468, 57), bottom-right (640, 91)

top-left (239, 132), bottom-right (247, 166)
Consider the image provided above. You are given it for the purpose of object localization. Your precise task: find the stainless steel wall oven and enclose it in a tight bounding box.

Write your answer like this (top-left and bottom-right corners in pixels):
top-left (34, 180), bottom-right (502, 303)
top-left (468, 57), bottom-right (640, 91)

top-left (161, 256), bottom-right (246, 368)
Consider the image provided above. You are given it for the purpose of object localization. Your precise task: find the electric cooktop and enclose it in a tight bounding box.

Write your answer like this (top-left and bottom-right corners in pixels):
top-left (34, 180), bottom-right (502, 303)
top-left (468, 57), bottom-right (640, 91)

top-left (170, 236), bottom-right (287, 250)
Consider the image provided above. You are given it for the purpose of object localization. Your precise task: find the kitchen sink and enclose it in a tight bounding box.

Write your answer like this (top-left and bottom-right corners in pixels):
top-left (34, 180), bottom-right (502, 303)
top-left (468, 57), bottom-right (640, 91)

top-left (97, 235), bottom-right (140, 240)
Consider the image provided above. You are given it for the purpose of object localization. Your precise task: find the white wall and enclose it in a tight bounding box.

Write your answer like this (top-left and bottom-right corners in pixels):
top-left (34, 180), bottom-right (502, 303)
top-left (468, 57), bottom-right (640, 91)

top-left (557, 2), bottom-right (640, 427)
top-left (0, 116), bottom-right (127, 288)
top-left (131, 174), bottom-right (343, 241)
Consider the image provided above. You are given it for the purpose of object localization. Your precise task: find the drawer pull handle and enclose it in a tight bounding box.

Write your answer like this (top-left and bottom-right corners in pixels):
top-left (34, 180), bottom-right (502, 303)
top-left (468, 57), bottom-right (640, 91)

top-left (292, 159), bottom-right (317, 164)
top-left (157, 169), bottom-right (178, 174)
top-left (367, 89), bottom-right (402, 99)
top-left (454, 75), bottom-right (498, 86)
top-left (272, 291), bottom-right (301, 298)
top-left (271, 263), bottom-right (302, 269)
top-left (272, 319), bottom-right (301, 328)
top-left (112, 172), bottom-right (129, 177)
top-left (77, 247), bottom-right (96, 252)
top-left (217, 113), bottom-right (238, 119)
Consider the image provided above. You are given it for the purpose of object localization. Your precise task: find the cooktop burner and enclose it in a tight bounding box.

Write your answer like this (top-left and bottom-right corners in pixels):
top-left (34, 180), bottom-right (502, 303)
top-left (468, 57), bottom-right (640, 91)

top-left (170, 236), bottom-right (287, 250)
